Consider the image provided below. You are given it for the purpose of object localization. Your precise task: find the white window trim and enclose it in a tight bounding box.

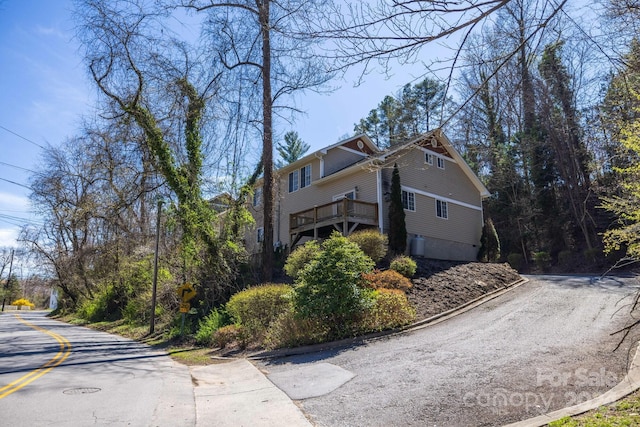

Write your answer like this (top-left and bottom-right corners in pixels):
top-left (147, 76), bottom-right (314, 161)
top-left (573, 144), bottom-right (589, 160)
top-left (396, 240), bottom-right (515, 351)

top-left (300, 164), bottom-right (312, 188)
top-left (253, 187), bottom-right (262, 207)
top-left (401, 185), bottom-right (482, 211)
top-left (437, 157), bottom-right (445, 169)
top-left (436, 199), bottom-right (448, 219)
top-left (332, 189), bottom-right (356, 201)
top-left (401, 189), bottom-right (416, 212)
top-left (425, 152), bottom-right (434, 165)
top-left (288, 169), bottom-right (299, 193)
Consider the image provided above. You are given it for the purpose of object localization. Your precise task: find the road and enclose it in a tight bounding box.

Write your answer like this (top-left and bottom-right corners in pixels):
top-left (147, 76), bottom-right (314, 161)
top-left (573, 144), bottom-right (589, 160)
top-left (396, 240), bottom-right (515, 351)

top-left (0, 311), bottom-right (195, 426)
top-left (259, 275), bottom-right (640, 426)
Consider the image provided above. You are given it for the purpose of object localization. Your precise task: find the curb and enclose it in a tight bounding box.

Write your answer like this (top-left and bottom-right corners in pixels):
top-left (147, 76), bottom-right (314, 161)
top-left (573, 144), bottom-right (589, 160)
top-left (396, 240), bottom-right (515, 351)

top-left (248, 277), bottom-right (528, 360)
top-left (504, 342), bottom-right (640, 427)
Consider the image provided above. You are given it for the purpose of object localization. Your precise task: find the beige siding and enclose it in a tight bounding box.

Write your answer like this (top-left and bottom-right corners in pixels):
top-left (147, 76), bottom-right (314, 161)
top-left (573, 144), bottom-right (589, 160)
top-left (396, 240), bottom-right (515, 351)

top-left (276, 166), bottom-right (379, 247)
top-left (381, 147), bottom-right (484, 258)
top-left (393, 147), bottom-right (481, 206)
top-left (323, 147), bottom-right (367, 176)
top-left (244, 143), bottom-right (484, 261)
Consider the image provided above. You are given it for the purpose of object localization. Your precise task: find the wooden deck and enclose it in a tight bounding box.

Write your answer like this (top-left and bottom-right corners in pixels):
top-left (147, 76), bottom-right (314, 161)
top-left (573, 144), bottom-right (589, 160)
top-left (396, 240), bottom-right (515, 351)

top-left (289, 198), bottom-right (378, 247)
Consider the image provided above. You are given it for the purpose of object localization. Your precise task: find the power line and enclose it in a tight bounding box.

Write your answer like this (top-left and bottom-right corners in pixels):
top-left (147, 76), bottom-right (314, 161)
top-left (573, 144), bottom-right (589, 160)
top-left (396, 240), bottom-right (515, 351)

top-left (0, 161), bottom-right (35, 174)
top-left (0, 177), bottom-right (31, 190)
top-left (0, 125), bottom-right (46, 150)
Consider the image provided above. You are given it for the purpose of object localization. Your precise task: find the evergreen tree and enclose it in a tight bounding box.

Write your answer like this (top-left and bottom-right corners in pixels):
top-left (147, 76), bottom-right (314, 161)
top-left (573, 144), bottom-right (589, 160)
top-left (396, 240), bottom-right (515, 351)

top-left (388, 164), bottom-right (407, 254)
top-left (276, 131), bottom-right (310, 167)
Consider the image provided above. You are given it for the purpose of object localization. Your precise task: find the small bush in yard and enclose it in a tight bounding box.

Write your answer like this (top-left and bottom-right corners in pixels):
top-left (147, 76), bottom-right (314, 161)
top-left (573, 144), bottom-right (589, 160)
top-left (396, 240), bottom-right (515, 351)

top-left (359, 289), bottom-right (416, 332)
top-left (264, 309), bottom-right (330, 349)
top-left (284, 240), bottom-right (321, 279)
top-left (362, 269), bottom-right (413, 291)
top-left (533, 251), bottom-right (551, 271)
top-left (226, 283), bottom-right (293, 340)
top-left (295, 233), bottom-right (375, 336)
top-left (507, 253), bottom-right (524, 271)
top-left (347, 229), bottom-right (388, 262)
top-left (195, 308), bottom-right (230, 346)
top-left (212, 324), bottom-right (247, 349)
top-left (11, 298), bottom-right (35, 309)
top-left (389, 255), bottom-right (417, 278)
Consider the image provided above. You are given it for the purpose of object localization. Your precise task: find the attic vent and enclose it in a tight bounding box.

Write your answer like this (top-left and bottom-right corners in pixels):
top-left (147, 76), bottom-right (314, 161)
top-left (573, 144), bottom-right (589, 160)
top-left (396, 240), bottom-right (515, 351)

top-left (357, 140), bottom-right (364, 149)
top-left (431, 138), bottom-right (438, 148)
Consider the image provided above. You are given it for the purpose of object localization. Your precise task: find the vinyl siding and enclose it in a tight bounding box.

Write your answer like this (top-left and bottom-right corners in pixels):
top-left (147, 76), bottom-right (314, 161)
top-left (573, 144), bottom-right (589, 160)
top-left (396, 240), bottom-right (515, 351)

top-left (323, 147), bottom-right (368, 176)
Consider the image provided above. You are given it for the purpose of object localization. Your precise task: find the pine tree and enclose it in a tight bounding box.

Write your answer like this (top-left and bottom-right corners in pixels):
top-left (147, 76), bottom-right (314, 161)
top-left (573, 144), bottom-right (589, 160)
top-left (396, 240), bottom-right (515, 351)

top-left (276, 131), bottom-right (310, 167)
top-left (388, 164), bottom-right (407, 254)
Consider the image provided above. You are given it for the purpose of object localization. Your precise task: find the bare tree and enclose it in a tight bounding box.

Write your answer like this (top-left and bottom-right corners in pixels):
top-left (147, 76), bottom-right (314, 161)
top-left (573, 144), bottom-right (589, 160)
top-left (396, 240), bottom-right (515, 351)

top-left (175, 0), bottom-right (332, 280)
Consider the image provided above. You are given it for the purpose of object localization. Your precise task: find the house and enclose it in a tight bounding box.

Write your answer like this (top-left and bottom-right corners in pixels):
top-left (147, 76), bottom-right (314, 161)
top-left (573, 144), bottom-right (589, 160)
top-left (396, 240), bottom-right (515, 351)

top-left (246, 129), bottom-right (490, 262)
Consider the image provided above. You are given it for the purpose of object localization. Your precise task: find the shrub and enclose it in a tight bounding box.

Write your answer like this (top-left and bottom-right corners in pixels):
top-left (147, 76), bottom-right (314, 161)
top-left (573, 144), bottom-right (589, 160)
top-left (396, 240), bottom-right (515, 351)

top-left (11, 298), bottom-right (35, 309)
top-left (264, 309), bottom-right (330, 350)
top-left (226, 283), bottom-right (293, 340)
top-left (507, 253), bottom-right (524, 271)
top-left (195, 308), bottom-right (231, 346)
top-left (284, 240), bottom-right (321, 279)
top-left (362, 269), bottom-right (413, 291)
top-left (295, 232), bottom-right (375, 337)
top-left (558, 250), bottom-right (572, 266)
top-left (347, 229), bottom-right (388, 262)
top-left (389, 255), bottom-right (417, 278)
top-left (212, 325), bottom-right (247, 349)
top-left (533, 251), bottom-right (551, 271)
top-left (359, 289), bottom-right (416, 332)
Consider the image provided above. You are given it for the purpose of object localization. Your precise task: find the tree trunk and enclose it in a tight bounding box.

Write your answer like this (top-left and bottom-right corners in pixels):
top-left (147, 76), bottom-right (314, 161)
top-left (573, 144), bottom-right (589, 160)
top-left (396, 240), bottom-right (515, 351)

top-left (259, 0), bottom-right (274, 282)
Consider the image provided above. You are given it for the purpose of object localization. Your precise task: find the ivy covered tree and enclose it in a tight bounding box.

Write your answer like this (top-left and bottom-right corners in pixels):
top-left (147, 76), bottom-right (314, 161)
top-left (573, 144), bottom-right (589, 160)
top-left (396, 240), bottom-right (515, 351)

top-left (388, 164), bottom-right (407, 255)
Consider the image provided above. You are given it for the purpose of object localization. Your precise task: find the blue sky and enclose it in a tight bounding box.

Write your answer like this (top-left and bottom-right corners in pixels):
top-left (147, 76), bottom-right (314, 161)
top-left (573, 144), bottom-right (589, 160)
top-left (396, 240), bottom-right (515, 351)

top-left (0, 0), bottom-right (443, 248)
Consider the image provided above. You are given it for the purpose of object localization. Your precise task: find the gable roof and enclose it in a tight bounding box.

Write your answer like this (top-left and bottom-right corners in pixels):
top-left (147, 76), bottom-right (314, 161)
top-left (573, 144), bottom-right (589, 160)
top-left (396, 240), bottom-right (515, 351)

top-left (276, 133), bottom-right (379, 175)
top-left (378, 129), bottom-right (490, 198)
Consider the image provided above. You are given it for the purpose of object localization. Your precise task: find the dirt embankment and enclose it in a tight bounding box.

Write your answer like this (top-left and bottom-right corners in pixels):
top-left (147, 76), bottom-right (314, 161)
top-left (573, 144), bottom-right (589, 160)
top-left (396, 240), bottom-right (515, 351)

top-left (406, 259), bottom-right (522, 321)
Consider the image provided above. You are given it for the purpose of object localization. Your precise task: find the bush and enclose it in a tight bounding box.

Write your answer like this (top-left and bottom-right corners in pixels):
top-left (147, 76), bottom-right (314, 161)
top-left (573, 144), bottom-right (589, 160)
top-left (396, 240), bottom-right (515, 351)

top-left (284, 240), bottom-right (321, 279)
top-left (195, 308), bottom-right (231, 346)
top-left (264, 309), bottom-right (330, 350)
top-left (226, 283), bottom-right (293, 340)
top-left (557, 250), bottom-right (572, 266)
top-left (362, 269), bottom-right (413, 291)
top-left (507, 253), bottom-right (524, 271)
top-left (11, 298), bottom-right (35, 309)
top-left (359, 289), bottom-right (416, 332)
top-left (295, 232), bottom-right (375, 337)
top-left (212, 324), bottom-right (247, 349)
top-left (347, 229), bottom-right (388, 262)
top-left (389, 255), bottom-right (417, 278)
top-left (533, 251), bottom-right (551, 271)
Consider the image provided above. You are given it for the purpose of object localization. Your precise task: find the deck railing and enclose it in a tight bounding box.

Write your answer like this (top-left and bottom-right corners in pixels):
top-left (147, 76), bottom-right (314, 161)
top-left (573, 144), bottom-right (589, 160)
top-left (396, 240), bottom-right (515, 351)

top-left (289, 199), bottom-right (378, 232)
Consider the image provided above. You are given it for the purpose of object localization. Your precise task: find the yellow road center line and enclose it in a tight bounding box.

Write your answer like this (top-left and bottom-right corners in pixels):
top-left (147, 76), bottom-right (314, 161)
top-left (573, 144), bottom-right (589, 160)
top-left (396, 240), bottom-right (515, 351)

top-left (0, 314), bottom-right (72, 399)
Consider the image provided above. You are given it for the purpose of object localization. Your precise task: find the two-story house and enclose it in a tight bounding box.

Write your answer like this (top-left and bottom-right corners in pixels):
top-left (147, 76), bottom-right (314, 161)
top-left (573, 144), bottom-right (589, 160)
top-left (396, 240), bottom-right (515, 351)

top-left (247, 129), bottom-right (490, 261)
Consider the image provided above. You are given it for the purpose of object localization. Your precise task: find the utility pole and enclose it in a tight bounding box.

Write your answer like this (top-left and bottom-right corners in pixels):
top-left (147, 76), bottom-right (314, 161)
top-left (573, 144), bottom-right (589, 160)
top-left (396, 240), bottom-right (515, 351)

top-left (149, 200), bottom-right (163, 334)
top-left (1, 249), bottom-right (15, 312)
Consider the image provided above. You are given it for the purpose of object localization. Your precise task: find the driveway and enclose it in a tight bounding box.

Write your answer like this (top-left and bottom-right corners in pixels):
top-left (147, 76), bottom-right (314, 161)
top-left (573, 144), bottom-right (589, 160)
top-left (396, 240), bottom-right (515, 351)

top-left (258, 275), bottom-right (640, 426)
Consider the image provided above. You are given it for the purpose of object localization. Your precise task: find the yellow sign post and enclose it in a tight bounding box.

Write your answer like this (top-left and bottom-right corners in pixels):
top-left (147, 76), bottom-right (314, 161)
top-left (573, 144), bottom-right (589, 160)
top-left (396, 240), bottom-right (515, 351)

top-left (179, 302), bottom-right (190, 313)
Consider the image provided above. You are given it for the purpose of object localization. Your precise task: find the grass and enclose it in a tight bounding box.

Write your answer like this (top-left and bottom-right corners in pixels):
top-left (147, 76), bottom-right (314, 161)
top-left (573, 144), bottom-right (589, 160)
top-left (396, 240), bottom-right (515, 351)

top-left (548, 389), bottom-right (640, 426)
top-left (53, 312), bottom-right (227, 366)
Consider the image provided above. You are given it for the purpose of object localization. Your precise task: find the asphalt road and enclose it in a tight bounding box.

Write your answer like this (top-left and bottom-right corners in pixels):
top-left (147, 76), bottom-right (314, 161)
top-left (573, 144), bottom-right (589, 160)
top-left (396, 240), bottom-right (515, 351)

top-left (0, 311), bottom-right (195, 426)
top-left (260, 275), bottom-right (640, 426)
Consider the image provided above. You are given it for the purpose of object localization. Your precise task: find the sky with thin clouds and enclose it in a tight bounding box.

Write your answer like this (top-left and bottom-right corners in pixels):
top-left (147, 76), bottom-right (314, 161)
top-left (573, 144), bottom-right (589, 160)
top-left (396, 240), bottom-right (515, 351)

top-left (0, 0), bottom-right (443, 249)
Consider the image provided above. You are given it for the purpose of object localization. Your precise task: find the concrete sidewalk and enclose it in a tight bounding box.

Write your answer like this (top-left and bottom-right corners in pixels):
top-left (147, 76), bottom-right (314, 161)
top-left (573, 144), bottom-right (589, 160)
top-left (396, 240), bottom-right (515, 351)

top-left (190, 359), bottom-right (312, 427)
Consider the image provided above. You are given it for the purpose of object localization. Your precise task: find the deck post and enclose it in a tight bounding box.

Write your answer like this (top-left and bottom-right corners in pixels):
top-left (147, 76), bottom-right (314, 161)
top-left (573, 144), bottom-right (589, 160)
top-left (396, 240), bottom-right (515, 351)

top-left (342, 197), bottom-right (348, 236)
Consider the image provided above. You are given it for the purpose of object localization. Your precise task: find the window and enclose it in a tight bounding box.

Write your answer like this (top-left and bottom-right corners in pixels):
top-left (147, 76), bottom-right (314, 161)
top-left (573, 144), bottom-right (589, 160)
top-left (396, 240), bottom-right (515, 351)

top-left (401, 190), bottom-right (415, 211)
top-left (300, 164), bottom-right (311, 188)
top-left (437, 157), bottom-right (445, 169)
top-left (436, 200), bottom-right (448, 219)
top-left (425, 152), bottom-right (433, 165)
top-left (257, 227), bottom-right (264, 243)
top-left (252, 187), bottom-right (262, 207)
top-left (288, 169), bottom-right (299, 193)
top-left (288, 164), bottom-right (312, 192)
